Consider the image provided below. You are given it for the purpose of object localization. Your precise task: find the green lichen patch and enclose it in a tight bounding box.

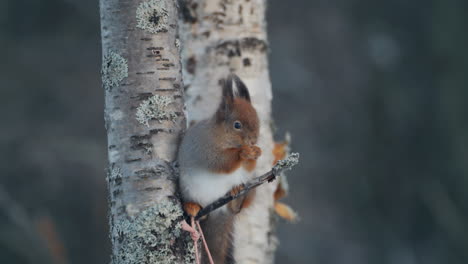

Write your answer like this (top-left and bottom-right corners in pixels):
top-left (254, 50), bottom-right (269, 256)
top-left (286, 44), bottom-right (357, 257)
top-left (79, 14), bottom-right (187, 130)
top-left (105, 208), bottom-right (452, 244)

top-left (102, 51), bottom-right (128, 91)
top-left (107, 166), bottom-right (123, 185)
top-left (136, 0), bottom-right (169, 34)
top-left (111, 200), bottom-right (195, 264)
top-left (136, 94), bottom-right (177, 127)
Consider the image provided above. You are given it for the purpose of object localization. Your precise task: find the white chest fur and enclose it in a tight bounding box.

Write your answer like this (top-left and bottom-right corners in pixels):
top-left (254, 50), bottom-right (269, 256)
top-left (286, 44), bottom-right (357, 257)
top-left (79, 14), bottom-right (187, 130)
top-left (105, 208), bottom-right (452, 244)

top-left (180, 166), bottom-right (251, 208)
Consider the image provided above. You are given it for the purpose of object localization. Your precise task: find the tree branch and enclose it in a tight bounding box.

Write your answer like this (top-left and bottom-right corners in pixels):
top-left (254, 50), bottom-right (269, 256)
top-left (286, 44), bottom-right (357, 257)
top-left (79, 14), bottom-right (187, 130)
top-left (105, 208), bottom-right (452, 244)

top-left (195, 153), bottom-right (300, 221)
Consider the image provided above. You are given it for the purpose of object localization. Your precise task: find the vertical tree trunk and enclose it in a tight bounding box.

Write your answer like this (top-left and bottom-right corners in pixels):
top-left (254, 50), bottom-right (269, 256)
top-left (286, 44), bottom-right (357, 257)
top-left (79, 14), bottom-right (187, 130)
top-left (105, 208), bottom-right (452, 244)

top-left (99, 0), bottom-right (193, 263)
top-left (179, 0), bottom-right (278, 263)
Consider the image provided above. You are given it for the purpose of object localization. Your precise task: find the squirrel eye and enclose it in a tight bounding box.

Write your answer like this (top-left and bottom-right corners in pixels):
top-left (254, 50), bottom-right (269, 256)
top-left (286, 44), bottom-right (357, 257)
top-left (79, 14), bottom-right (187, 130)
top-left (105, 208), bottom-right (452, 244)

top-left (233, 121), bottom-right (242, 130)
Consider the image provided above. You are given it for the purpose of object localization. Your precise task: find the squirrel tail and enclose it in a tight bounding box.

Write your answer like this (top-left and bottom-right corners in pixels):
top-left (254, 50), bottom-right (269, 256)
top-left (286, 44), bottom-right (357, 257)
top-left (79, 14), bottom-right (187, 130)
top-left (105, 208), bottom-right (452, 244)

top-left (200, 211), bottom-right (236, 264)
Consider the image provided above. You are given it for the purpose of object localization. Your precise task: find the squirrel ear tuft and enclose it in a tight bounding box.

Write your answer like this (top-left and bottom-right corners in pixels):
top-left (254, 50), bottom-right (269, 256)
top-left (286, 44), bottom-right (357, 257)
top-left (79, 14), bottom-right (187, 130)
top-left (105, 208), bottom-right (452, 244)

top-left (231, 74), bottom-right (251, 102)
top-left (222, 76), bottom-right (235, 102)
top-left (216, 77), bottom-right (234, 122)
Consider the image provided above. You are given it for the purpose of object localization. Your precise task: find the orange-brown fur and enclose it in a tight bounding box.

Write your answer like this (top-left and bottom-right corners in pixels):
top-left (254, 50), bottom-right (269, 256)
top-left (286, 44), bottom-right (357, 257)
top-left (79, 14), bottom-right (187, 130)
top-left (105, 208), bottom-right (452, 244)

top-left (210, 144), bottom-right (261, 175)
top-left (211, 148), bottom-right (243, 174)
top-left (184, 202), bottom-right (202, 217)
top-left (240, 189), bottom-right (256, 209)
top-left (272, 142), bottom-right (288, 201)
top-left (271, 141), bottom-right (297, 221)
top-left (273, 182), bottom-right (287, 201)
top-left (242, 159), bottom-right (257, 172)
top-left (208, 97), bottom-right (261, 175)
top-left (272, 141), bottom-right (287, 165)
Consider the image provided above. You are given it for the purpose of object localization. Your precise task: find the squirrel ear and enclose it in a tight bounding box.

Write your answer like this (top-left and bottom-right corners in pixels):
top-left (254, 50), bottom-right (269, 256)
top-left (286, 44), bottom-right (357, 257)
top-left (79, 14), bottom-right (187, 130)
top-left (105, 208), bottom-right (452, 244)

top-left (231, 74), bottom-right (251, 102)
top-left (222, 76), bottom-right (235, 102)
top-left (216, 77), bottom-right (234, 122)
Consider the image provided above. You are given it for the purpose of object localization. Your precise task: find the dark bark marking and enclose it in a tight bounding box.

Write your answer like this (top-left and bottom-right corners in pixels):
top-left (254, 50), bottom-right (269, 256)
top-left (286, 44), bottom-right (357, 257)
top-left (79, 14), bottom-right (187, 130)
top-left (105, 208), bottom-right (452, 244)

top-left (130, 133), bottom-right (153, 155)
top-left (155, 88), bottom-right (178, 92)
top-left (186, 56), bottom-right (197, 74)
top-left (113, 189), bottom-right (122, 197)
top-left (143, 187), bottom-right (163, 192)
top-left (159, 77), bottom-right (176, 81)
top-left (180, 0), bottom-right (198, 23)
top-left (241, 37), bottom-right (268, 52)
top-left (147, 47), bottom-right (164, 51)
top-left (215, 38), bottom-right (268, 57)
top-left (148, 129), bottom-right (162, 135)
top-left (131, 92), bottom-right (153, 100)
top-left (149, 10), bottom-right (161, 26)
top-left (216, 40), bottom-right (242, 57)
top-left (114, 177), bottom-right (122, 186)
top-left (125, 157), bottom-right (142, 163)
top-left (134, 168), bottom-right (163, 180)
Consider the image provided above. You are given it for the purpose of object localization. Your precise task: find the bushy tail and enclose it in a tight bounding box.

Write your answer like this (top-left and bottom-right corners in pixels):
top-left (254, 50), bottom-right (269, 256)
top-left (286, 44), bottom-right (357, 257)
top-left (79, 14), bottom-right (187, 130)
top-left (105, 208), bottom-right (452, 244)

top-left (200, 211), bottom-right (236, 264)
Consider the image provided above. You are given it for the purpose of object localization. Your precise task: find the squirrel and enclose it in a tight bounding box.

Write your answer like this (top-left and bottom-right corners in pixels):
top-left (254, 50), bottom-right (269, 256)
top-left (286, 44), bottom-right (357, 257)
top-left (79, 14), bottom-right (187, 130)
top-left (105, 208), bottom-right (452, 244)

top-left (178, 74), bottom-right (262, 264)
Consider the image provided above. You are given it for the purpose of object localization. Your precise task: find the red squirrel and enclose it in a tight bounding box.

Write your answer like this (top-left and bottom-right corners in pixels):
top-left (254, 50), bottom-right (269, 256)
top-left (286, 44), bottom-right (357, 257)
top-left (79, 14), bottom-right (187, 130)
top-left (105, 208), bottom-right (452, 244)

top-left (178, 74), bottom-right (261, 264)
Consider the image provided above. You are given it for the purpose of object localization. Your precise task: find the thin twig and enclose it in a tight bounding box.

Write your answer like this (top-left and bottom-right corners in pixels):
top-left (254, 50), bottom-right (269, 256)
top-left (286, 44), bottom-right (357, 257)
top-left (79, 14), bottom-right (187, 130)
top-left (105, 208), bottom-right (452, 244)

top-left (195, 153), bottom-right (300, 220)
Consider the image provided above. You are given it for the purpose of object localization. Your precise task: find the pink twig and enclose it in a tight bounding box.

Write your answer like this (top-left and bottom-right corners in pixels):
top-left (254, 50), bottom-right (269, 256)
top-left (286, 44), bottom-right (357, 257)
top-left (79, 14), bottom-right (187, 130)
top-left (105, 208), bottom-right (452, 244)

top-left (196, 220), bottom-right (214, 264)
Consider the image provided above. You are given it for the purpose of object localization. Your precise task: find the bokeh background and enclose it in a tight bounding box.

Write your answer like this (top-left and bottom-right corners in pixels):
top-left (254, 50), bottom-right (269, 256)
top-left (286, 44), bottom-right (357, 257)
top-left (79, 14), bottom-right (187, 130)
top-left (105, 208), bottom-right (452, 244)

top-left (1, 0), bottom-right (468, 263)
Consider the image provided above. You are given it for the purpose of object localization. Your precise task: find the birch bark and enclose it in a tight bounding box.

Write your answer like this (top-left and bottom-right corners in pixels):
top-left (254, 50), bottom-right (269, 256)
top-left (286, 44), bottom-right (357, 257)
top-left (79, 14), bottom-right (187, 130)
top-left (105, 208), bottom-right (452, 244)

top-left (99, 0), bottom-right (193, 262)
top-left (179, 0), bottom-right (278, 262)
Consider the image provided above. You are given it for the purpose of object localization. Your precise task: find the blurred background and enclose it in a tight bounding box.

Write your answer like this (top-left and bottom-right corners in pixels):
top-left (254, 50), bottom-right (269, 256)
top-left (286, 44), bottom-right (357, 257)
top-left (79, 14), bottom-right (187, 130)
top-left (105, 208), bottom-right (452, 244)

top-left (1, 0), bottom-right (468, 263)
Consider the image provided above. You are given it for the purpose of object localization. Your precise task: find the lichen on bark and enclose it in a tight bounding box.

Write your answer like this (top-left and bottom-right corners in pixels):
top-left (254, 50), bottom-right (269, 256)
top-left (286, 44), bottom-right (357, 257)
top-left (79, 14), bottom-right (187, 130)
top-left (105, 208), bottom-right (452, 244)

top-left (135, 94), bottom-right (178, 127)
top-left (101, 51), bottom-right (128, 91)
top-left (110, 199), bottom-right (195, 264)
top-left (136, 0), bottom-right (170, 34)
top-left (107, 166), bottom-right (123, 183)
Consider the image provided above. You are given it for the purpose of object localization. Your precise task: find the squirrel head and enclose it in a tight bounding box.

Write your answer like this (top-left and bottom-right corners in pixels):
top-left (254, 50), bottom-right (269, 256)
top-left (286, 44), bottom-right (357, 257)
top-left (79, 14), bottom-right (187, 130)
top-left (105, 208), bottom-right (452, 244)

top-left (214, 74), bottom-right (259, 148)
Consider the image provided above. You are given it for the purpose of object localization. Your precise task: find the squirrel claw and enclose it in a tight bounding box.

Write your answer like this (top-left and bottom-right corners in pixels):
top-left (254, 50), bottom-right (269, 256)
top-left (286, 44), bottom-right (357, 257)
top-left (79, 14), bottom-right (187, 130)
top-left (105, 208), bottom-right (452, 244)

top-left (230, 184), bottom-right (245, 196)
top-left (181, 219), bottom-right (200, 241)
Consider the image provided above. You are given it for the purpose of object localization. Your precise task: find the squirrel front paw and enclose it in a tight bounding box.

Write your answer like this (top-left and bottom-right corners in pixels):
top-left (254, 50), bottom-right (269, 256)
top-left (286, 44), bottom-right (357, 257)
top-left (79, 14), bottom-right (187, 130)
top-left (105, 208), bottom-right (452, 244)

top-left (184, 202), bottom-right (202, 217)
top-left (230, 184), bottom-right (245, 196)
top-left (240, 145), bottom-right (262, 160)
top-left (228, 184), bottom-right (246, 214)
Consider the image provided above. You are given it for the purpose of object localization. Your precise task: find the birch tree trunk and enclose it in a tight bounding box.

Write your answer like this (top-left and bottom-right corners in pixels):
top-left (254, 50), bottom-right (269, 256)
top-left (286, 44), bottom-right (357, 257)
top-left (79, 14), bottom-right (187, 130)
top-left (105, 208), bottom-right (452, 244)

top-left (179, 0), bottom-right (278, 263)
top-left (99, 0), bottom-right (194, 263)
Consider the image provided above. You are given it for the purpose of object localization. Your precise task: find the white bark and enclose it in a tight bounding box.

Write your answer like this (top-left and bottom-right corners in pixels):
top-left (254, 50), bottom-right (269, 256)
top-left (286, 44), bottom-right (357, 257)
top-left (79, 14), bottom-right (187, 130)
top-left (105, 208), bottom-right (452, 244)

top-left (179, 0), bottom-right (278, 262)
top-left (99, 0), bottom-right (194, 263)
